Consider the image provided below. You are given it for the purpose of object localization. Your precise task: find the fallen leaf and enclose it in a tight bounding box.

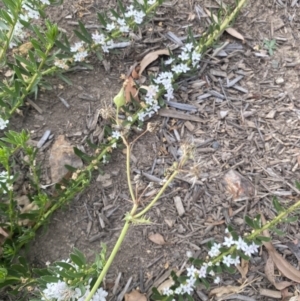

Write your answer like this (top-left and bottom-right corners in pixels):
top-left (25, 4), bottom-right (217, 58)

top-left (148, 233), bottom-right (165, 245)
top-left (124, 76), bottom-right (139, 103)
top-left (209, 285), bottom-right (241, 297)
top-left (261, 214), bottom-right (300, 283)
top-left (125, 290), bottom-right (147, 301)
top-left (265, 256), bottom-right (293, 290)
top-left (138, 49), bottom-right (170, 77)
top-left (225, 27), bottom-right (245, 41)
top-left (236, 258), bottom-right (249, 281)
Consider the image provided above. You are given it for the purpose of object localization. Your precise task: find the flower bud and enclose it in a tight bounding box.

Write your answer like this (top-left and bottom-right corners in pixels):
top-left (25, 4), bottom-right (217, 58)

top-left (113, 87), bottom-right (126, 108)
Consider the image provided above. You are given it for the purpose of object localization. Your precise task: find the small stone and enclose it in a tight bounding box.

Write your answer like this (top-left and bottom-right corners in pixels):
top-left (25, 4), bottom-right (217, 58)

top-left (96, 173), bottom-right (112, 188)
top-left (219, 110), bottom-right (228, 119)
top-left (275, 77), bottom-right (284, 85)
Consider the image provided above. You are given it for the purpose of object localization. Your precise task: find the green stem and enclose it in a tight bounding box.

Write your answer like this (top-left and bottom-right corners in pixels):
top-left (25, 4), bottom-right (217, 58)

top-left (125, 142), bottom-right (136, 203)
top-left (134, 167), bottom-right (179, 219)
top-left (0, 0), bottom-right (23, 62)
top-left (195, 0), bottom-right (247, 54)
top-left (84, 204), bottom-right (138, 301)
top-left (211, 199), bottom-right (300, 265)
top-left (9, 43), bottom-right (54, 116)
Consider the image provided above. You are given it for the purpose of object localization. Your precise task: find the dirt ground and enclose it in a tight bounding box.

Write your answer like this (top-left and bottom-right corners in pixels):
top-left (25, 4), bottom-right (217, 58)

top-left (6, 0), bottom-right (300, 300)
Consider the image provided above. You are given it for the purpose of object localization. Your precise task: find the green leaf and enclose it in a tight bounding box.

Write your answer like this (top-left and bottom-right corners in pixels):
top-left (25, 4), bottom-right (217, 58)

top-left (97, 13), bottom-right (107, 27)
top-left (245, 216), bottom-right (255, 229)
top-left (73, 147), bottom-right (93, 163)
top-left (57, 73), bottom-right (73, 85)
top-left (257, 235), bottom-right (271, 242)
top-left (237, 250), bottom-right (250, 261)
top-left (73, 247), bottom-right (86, 265)
top-left (55, 40), bottom-right (71, 52)
top-left (70, 254), bottom-right (84, 268)
top-left (283, 216), bottom-right (298, 223)
top-left (201, 277), bottom-right (210, 289)
top-left (74, 30), bottom-right (91, 44)
top-left (295, 181), bottom-right (300, 191)
top-left (223, 264), bottom-right (235, 273)
top-left (273, 197), bottom-right (284, 213)
top-left (117, 0), bottom-right (126, 14)
top-left (110, 9), bottom-right (120, 20)
top-left (78, 21), bottom-right (92, 43)
top-left (272, 227), bottom-right (285, 236)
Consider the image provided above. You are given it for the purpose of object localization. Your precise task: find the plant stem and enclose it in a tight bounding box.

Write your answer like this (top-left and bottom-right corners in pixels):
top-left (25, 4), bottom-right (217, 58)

top-left (211, 199), bottom-right (300, 265)
top-left (124, 139), bottom-right (136, 203)
top-left (0, 0), bottom-right (23, 63)
top-left (134, 167), bottom-right (179, 219)
top-left (84, 204), bottom-right (138, 301)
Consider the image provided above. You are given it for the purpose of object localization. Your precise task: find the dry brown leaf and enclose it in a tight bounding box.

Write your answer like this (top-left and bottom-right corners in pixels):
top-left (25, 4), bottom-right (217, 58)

top-left (148, 233), bottom-right (165, 245)
top-left (265, 256), bottom-right (293, 290)
top-left (138, 49), bottom-right (170, 76)
top-left (125, 290), bottom-right (147, 301)
top-left (124, 76), bottom-right (139, 103)
top-left (261, 214), bottom-right (300, 283)
top-left (209, 285), bottom-right (241, 297)
top-left (236, 258), bottom-right (249, 281)
top-left (225, 27), bottom-right (245, 41)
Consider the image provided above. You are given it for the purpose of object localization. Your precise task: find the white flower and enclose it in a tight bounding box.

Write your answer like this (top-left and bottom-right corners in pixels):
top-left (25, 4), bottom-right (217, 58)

top-left (164, 88), bottom-right (174, 101)
top-left (214, 276), bottom-right (221, 284)
top-left (225, 228), bottom-right (229, 234)
top-left (23, 5), bottom-right (40, 19)
top-left (42, 280), bottom-right (81, 301)
top-left (92, 32), bottom-right (106, 45)
top-left (235, 237), bottom-right (248, 252)
top-left (145, 96), bottom-right (155, 105)
top-left (127, 116), bottom-right (133, 122)
top-left (91, 287), bottom-right (108, 301)
top-left (120, 25), bottom-right (130, 33)
top-left (209, 270), bottom-right (215, 276)
top-left (73, 51), bottom-right (88, 62)
top-left (111, 142), bottom-right (117, 148)
top-left (187, 265), bottom-right (197, 278)
top-left (192, 51), bottom-right (201, 66)
top-left (150, 103), bottom-right (160, 113)
top-left (148, 0), bottom-right (156, 4)
top-left (182, 43), bottom-right (193, 52)
top-left (249, 242), bottom-right (259, 254)
top-left (231, 256), bottom-right (240, 265)
top-left (172, 63), bottom-right (190, 74)
top-left (146, 85), bottom-right (159, 98)
top-left (0, 118), bottom-right (9, 130)
top-left (117, 18), bottom-right (126, 26)
top-left (103, 155), bottom-right (109, 164)
top-left (222, 255), bottom-right (233, 267)
top-left (162, 288), bottom-right (173, 296)
top-left (54, 59), bottom-right (69, 70)
top-left (165, 57), bottom-right (174, 65)
top-left (223, 236), bottom-right (235, 248)
top-left (112, 131), bottom-right (121, 139)
top-left (106, 23), bottom-right (116, 31)
top-left (174, 287), bottom-right (183, 295)
top-left (70, 42), bottom-right (84, 52)
top-left (138, 111), bottom-right (145, 121)
top-left (133, 11), bottom-right (145, 24)
top-left (179, 51), bottom-right (189, 61)
top-left (208, 243), bottom-right (221, 257)
top-left (40, 0), bottom-right (50, 4)
top-left (197, 265), bottom-right (207, 278)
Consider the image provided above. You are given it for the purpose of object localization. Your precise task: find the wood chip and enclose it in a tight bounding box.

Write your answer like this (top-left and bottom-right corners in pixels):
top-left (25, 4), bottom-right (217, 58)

top-left (174, 196), bottom-right (185, 216)
top-left (158, 109), bottom-right (204, 122)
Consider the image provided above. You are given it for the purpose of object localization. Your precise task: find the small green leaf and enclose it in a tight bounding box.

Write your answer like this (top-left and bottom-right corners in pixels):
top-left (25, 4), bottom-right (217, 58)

top-left (283, 216), bottom-right (298, 223)
top-left (272, 228), bottom-right (285, 236)
top-left (74, 30), bottom-right (91, 44)
top-left (245, 216), bottom-right (255, 228)
top-left (73, 147), bottom-right (93, 163)
top-left (97, 13), bottom-right (107, 27)
top-left (78, 21), bottom-right (92, 43)
top-left (257, 235), bottom-right (271, 242)
top-left (57, 73), bottom-right (73, 85)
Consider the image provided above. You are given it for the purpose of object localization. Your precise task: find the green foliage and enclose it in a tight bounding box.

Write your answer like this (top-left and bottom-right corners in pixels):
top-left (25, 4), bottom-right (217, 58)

top-left (263, 39), bottom-right (276, 56)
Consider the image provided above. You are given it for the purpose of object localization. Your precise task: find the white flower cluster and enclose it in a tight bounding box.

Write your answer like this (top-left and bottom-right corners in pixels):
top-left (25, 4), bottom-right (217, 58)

top-left (136, 42), bottom-right (201, 123)
top-left (111, 131), bottom-right (121, 140)
top-left (0, 118), bottom-right (8, 130)
top-left (42, 280), bottom-right (108, 301)
top-left (162, 231), bottom-right (260, 298)
top-left (0, 171), bottom-right (13, 194)
top-left (91, 32), bottom-right (113, 53)
top-left (5, 0), bottom-right (50, 48)
top-left (70, 41), bottom-right (89, 62)
top-left (125, 6), bottom-right (145, 24)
